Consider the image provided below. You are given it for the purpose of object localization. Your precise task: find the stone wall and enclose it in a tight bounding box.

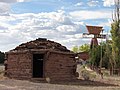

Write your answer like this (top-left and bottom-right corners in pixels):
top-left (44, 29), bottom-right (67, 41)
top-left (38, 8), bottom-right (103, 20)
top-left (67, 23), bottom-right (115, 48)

top-left (6, 51), bottom-right (32, 80)
top-left (6, 50), bottom-right (77, 81)
top-left (45, 51), bottom-right (76, 81)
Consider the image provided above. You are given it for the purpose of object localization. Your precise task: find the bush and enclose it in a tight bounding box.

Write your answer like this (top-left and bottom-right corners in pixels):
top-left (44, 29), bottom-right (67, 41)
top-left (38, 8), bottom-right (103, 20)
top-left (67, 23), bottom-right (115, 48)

top-left (81, 70), bottom-right (90, 80)
top-left (81, 69), bottom-right (96, 80)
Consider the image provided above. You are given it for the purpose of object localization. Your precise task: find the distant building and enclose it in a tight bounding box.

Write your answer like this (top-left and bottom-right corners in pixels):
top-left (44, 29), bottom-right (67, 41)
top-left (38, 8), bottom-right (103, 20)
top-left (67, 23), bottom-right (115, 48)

top-left (5, 38), bottom-right (77, 82)
top-left (77, 52), bottom-right (89, 64)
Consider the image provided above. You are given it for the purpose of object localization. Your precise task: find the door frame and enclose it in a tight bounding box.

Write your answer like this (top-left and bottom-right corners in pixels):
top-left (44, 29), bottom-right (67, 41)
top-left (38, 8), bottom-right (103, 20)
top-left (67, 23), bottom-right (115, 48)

top-left (32, 52), bottom-right (46, 78)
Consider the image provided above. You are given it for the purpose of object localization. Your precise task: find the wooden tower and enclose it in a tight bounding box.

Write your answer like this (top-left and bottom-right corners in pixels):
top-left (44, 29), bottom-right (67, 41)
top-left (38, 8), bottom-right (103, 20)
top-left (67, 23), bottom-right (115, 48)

top-left (83, 25), bottom-right (106, 48)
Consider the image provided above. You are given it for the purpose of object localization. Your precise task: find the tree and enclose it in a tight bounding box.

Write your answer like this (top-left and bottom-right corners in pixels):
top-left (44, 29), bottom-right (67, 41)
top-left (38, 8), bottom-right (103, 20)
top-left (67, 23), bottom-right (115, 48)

top-left (0, 51), bottom-right (5, 64)
top-left (72, 44), bottom-right (90, 53)
top-left (89, 45), bottom-right (100, 68)
top-left (102, 41), bottom-right (112, 69)
top-left (79, 44), bottom-right (90, 52)
top-left (110, 0), bottom-right (120, 69)
top-left (72, 46), bottom-right (79, 53)
top-left (89, 43), bottom-right (105, 68)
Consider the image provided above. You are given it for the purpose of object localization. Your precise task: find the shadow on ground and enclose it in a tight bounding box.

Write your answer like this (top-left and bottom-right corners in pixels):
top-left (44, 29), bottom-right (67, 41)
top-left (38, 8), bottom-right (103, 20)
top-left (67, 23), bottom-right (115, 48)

top-left (49, 79), bottom-right (118, 87)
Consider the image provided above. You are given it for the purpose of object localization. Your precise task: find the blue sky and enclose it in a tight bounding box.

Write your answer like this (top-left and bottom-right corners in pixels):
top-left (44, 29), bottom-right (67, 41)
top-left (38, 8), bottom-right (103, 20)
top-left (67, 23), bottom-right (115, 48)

top-left (11, 0), bottom-right (113, 14)
top-left (0, 0), bottom-right (115, 52)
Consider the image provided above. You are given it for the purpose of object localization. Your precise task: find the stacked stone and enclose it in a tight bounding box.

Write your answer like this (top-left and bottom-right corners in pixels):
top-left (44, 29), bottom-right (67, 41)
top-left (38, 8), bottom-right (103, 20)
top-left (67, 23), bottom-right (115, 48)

top-left (13, 38), bottom-right (70, 52)
top-left (6, 51), bottom-right (32, 79)
top-left (45, 52), bottom-right (76, 81)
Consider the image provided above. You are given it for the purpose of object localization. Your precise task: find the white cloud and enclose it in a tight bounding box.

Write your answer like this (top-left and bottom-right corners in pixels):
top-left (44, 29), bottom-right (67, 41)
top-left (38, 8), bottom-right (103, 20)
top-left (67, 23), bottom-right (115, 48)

top-left (17, 0), bottom-right (25, 2)
top-left (0, 0), bottom-right (30, 14)
top-left (87, 0), bottom-right (99, 7)
top-left (74, 2), bottom-right (84, 6)
top-left (0, 8), bottom-right (112, 52)
top-left (103, 0), bottom-right (114, 7)
top-left (69, 10), bottom-right (111, 20)
top-left (56, 25), bottom-right (77, 32)
top-left (0, 10), bottom-right (87, 52)
top-left (0, 2), bottom-right (10, 14)
top-left (99, 21), bottom-right (111, 27)
top-left (0, 0), bottom-right (113, 52)
top-left (0, 0), bottom-right (28, 3)
top-left (0, 0), bottom-right (16, 3)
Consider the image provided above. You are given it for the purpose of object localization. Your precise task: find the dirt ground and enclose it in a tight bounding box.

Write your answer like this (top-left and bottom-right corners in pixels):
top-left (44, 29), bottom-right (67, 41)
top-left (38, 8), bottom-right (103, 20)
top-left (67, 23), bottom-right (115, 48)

top-left (0, 65), bottom-right (120, 90)
top-left (0, 78), bottom-right (120, 90)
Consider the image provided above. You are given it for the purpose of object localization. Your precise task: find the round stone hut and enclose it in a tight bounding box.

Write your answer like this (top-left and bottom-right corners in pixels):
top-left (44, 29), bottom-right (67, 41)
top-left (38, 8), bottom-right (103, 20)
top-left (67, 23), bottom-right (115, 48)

top-left (5, 38), bottom-right (77, 82)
